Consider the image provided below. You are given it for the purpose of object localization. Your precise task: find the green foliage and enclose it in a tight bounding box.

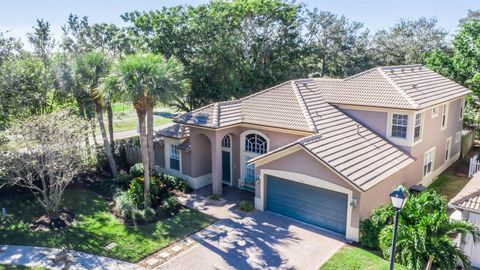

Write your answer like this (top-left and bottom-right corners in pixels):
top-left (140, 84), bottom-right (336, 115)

top-left (374, 189), bottom-right (480, 270)
top-left (158, 173), bottom-right (192, 193)
top-left (427, 16), bottom-right (480, 127)
top-left (239, 200), bottom-right (254, 212)
top-left (114, 191), bottom-right (136, 219)
top-left (114, 170), bottom-right (131, 187)
top-left (129, 163), bottom-right (144, 178)
top-left (360, 204), bottom-right (394, 249)
top-left (209, 194), bottom-right (221, 201)
top-left (158, 196), bottom-right (180, 217)
top-left (127, 176), bottom-right (161, 208)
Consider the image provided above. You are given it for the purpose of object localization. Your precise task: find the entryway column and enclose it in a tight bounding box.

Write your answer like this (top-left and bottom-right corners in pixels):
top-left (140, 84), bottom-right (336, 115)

top-left (211, 133), bottom-right (223, 195)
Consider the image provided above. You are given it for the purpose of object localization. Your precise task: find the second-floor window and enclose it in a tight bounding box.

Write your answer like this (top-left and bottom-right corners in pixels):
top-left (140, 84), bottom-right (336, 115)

top-left (441, 103), bottom-right (448, 129)
top-left (391, 114), bottom-right (408, 139)
top-left (169, 144), bottom-right (180, 171)
top-left (414, 112), bottom-right (422, 142)
top-left (423, 149), bottom-right (435, 177)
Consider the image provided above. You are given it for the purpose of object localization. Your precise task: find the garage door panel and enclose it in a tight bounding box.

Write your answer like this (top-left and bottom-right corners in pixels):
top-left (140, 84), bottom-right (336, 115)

top-left (266, 175), bottom-right (348, 235)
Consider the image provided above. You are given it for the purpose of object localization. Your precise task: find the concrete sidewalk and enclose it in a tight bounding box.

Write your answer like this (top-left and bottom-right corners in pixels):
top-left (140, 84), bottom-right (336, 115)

top-left (0, 245), bottom-right (146, 270)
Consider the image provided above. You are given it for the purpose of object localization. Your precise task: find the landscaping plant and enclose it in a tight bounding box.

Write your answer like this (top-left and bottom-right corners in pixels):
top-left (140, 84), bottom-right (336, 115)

top-left (0, 111), bottom-right (90, 224)
top-left (366, 189), bottom-right (480, 270)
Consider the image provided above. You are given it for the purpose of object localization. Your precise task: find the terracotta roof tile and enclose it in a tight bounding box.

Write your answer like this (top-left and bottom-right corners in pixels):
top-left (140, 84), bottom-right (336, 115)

top-left (314, 65), bottom-right (470, 109)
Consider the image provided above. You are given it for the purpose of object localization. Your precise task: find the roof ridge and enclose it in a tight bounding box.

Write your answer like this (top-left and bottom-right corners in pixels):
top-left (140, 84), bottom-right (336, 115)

top-left (377, 67), bottom-right (420, 109)
top-left (212, 103), bottom-right (220, 128)
top-left (379, 64), bottom-right (423, 70)
top-left (291, 80), bottom-right (318, 133)
top-left (343, 68), bottom-right (377, 81)
top-left (239, 80), bottom-right (293, 102)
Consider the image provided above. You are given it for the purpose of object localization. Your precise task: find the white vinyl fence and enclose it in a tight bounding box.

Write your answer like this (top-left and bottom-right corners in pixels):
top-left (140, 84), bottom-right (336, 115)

top-left (469, 153), bottom-right (480, 177)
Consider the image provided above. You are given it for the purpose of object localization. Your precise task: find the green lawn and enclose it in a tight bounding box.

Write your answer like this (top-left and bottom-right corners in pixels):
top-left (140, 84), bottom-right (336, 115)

top-left (0, 188), bottom-right (214, 263)
top-left (109, 116), bottom-right (171, 133)
top-left (320, 246), bottom-right (407, 270)
top-left (428, 163), bottom-right (470, 201)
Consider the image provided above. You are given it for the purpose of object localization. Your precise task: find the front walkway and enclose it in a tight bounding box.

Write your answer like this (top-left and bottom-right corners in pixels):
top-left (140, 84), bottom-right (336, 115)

top-left (160, 185), bottom-right (345, 270)
top-left (0, 245), bottom-right (145, 270)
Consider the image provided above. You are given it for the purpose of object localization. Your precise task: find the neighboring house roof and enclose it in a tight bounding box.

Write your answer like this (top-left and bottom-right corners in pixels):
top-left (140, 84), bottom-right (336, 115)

top-left (155, 124), bottom-right (190, 139)
top-left (314, 65), bottom-right (470, 110)
top-left (250, 79), bottom-right (415, 191)
top-left (450, 173), bottom-right (480, 214)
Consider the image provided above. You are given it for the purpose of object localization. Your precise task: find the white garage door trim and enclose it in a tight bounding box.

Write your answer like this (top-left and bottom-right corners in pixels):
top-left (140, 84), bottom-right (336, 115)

top-left (255, 169), bottom-right (359, 242)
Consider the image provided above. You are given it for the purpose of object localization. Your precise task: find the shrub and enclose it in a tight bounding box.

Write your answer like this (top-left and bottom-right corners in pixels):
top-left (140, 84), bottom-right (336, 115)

top-left (114, 170), bottom-right (131, 188)
top-left (143, 207), bottom-right (156, 222)
top-left (131, 208), bottom-right (144, 222)
top-left (114, 191), bottom-right (136, 219)
top-left (127, 176), bottom-right (161, 207)
top-left (239, 200), bottom-right (254, 212)
top-left (158, 174), bottom-right (192, 192)
top-left (161, 196), bottom-right (180, 212)
top-left (129, 163), bottom-right (144, 178)
top-left (360, 204), bottom-right (394, 249)
top-left (209, 194), bottom-right (221, 201)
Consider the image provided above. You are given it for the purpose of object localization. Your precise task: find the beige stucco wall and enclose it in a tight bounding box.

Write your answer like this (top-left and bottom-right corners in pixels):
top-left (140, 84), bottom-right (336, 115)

top-left (181, 150), bottom-right (192, 177)
top-left (407, 98), bottom-right (463, 185)
top-left (340, 108), bottom-right (388, 137)
top-left (358, 169), bottom-right (408, 220)
top-left (189, 128), bottom-right (213, 178)
top-left (154, 142), bottom-right (165, 168)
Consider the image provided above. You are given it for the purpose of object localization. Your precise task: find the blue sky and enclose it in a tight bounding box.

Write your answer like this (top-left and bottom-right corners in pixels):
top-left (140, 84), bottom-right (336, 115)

top-left (0, 0), bottom-right (478, 46)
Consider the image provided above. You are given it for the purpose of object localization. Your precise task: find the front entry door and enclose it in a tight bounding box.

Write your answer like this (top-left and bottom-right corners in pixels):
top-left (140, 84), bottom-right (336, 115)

top-left (222, 151), bottom-right (231, 185)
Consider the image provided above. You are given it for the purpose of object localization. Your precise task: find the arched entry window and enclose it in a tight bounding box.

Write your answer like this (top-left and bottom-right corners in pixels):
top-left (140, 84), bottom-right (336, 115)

top-left (245, 134), bottom-right (267, 154)
top-left (240, 131), bottom-right (269, 188)
top-left (221, 134), bottom-right (231, 148)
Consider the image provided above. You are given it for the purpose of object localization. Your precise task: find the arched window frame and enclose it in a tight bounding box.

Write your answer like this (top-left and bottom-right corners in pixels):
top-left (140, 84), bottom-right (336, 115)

top-left (239, 130), bottom-right (269, 188)
top-left (221, 134), bottom-right (231, 148)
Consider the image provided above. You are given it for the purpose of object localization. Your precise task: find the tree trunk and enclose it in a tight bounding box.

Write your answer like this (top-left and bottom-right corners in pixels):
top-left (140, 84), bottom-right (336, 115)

top-left (78, 101), bottom-right (91, 154)
top-left (147, 106), bottom-right (155, 175)
top-left (95, 102), bottom-right (118, 178)
top-left (106, 101), bottom-right (115, 150)
top-left (137, 108), bottom-right (151, 208)
top-left (425, 255), bottom-right (434, 270)
top-left (91, 118), bottom-right (98, 150)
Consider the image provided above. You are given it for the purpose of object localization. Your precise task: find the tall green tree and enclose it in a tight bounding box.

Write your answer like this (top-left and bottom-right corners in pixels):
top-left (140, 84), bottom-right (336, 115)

top-left (426, 12), bottom-right (480, 125)
top-left (76, 52), bottom-right (118, 177)
top-left (104, 53), bottom-right (188, 208)
top-left (27, 19), bottom-right (56, 114)
top-left (123, 0), bottom-right (302, 110)
top-left (377, 190), bottom-right (480, 270)
top-left (372, 17), bottom-right (447, 65)
top-left (303, 9), bottom-right (372, 77)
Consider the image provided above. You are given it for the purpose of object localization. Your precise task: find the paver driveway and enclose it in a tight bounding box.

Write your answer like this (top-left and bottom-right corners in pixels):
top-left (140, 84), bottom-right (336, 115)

top-left (158, 187), bottom-right (345, 270)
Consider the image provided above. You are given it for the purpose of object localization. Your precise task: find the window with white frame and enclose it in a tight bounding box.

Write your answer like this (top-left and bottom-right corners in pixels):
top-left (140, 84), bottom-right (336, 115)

top-left (221, 134), bottom-right (231, 148)
top-left (169, 144), bottom-right (180, 171)
top-left (445, 138), bottom-right (452, 161)
top-left (391, 114), bottom-right (408, 139)
top-left (414, 112), bottom-right (423, 142)
top-left (455, 131), bottom-right (461, 143)
top-left (441, 103), bottom-right (448, 129)
top-left (423, 149), bottom-right (435, 177)
top-left (245, 133), bottom-right (268, 154)
top-left (459, 97), bottom-right (465, 121)
top-left (432, 106), bottom-right (438, 117)
top-left (244, 156), bottom-right (256, 183)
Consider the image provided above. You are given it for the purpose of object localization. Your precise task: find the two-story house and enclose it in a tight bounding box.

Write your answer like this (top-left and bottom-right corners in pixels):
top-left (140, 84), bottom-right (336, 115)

top-left (153, 64), bottom-right (469, 242)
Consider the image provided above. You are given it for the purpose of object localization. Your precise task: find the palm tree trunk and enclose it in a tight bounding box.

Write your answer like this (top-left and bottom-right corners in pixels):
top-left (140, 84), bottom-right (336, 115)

top-left (137, 108), bottom-right (151, 208)
top-left (91, 118), bottom-right (98, 150)
top-left (425, 255), bottom-right (434, 270)
top-left (78, 100), bottom-right (91, 154)
top-left (147, 106), bottom-right (155, 174)
top-left (95, 101), bottom-right (118, 178)
top-left (106, 101), bottom-right (115, 150)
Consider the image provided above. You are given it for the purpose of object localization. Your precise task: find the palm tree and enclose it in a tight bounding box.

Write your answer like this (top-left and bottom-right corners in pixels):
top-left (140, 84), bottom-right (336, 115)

top-left (104, 53), bottom-right (188, 208)
top-left (76, 52), bottom-right (118, 178)
top-left (379, 189), bottom-right (480, 270)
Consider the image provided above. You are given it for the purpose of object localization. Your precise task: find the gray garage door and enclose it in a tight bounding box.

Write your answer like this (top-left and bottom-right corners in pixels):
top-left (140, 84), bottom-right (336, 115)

top-left (266, 175), bottom-right (348, 235)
